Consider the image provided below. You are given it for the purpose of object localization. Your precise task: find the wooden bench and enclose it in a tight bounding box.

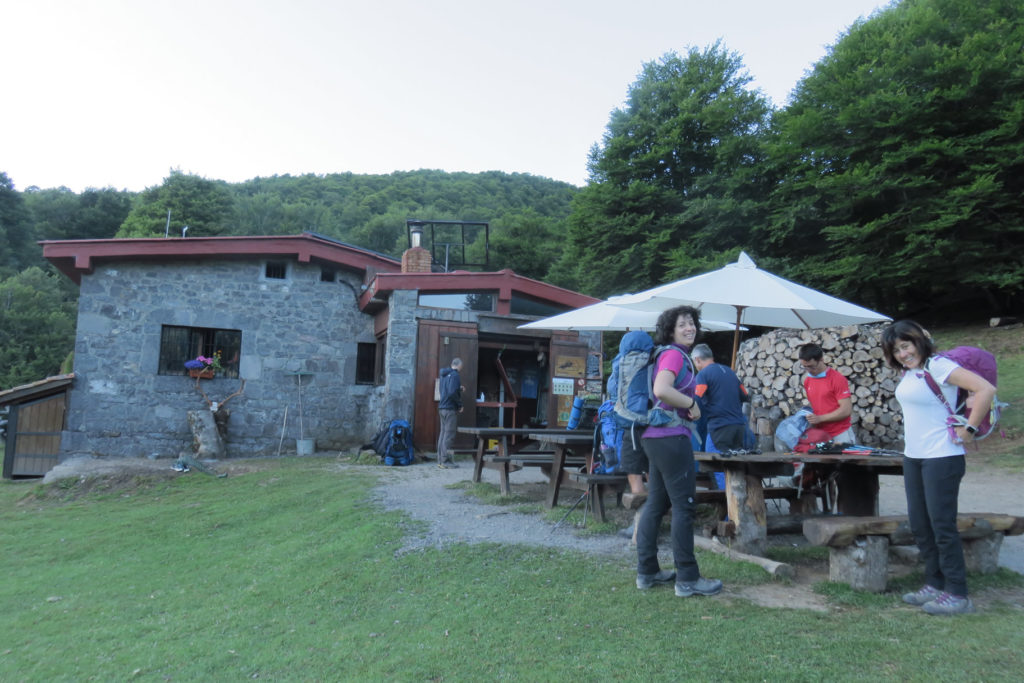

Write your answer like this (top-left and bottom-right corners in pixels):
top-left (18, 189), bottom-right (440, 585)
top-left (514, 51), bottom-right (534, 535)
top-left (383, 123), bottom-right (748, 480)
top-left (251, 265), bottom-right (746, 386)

top-left (567, 472), bottom-right (629, 523)
top-left (803, 513), bottom-right (1024, 592)
top-left (486, 454), bottom-right (582, 495)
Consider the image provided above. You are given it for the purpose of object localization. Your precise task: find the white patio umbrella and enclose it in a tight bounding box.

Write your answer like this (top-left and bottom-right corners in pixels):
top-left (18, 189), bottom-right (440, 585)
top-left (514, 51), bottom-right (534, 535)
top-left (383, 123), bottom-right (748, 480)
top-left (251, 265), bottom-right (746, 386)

top-left (608, 252), bottom-right (891, 366)
top-left (518, 296), bottom-right (741, 332)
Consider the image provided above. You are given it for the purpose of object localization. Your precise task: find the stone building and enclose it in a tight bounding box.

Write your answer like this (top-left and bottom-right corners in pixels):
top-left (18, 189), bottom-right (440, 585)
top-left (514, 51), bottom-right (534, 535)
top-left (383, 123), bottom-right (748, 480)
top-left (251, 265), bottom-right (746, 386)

top-left (40, 232), bottom-right (599, 464)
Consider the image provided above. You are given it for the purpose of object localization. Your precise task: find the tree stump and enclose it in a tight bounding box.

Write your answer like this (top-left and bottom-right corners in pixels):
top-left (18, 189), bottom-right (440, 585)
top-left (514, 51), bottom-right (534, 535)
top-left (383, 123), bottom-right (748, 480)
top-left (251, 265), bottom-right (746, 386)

top-left (828, 535), bottom-right (889, 592)
top-left (963, 533), bottom-right (1004, 574)
top-left (187, 409), bottom-right (226, 459)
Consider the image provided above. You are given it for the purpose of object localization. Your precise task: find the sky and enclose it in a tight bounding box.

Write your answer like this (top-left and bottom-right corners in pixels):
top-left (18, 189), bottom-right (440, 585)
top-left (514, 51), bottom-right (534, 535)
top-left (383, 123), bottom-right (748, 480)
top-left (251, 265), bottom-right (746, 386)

top-left (2, 0), bottom-right (893, 193)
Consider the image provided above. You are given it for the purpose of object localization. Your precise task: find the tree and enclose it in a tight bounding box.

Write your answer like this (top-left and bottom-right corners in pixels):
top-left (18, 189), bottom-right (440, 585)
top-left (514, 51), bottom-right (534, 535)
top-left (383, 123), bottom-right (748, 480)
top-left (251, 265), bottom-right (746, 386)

top-left (763, 0), bottom-right (1024, 315)
top-left (117, 170), bottom-right (235, 237)
top-left (553, 45), bottom-right (772, 296)
top-left (25, 186), bottom-right (132, 241)
top-left (488, 210), bottom-right (563, 279)
top-left (0, 267), bottom-right (77, 390)
top-left (0, 172), bottom-right (36, 277)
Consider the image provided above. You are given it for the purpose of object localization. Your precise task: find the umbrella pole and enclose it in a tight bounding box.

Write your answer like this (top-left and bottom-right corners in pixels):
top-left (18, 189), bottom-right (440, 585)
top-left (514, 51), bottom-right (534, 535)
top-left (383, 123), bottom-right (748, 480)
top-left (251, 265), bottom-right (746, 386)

top-left (730, 306), bottom-right (746, 369)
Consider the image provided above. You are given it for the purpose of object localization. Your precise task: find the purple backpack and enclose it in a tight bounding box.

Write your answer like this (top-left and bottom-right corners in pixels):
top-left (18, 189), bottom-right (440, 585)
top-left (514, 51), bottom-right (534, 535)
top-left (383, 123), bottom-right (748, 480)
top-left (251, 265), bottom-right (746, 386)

top-left (921, 346), bottom-right (1006, 440)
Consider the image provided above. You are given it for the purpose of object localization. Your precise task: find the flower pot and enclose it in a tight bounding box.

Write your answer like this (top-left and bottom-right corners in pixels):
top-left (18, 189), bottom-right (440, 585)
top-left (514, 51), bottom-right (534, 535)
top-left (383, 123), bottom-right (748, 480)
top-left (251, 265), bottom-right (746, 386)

top-left (189, 368), bottom-right (215, 379)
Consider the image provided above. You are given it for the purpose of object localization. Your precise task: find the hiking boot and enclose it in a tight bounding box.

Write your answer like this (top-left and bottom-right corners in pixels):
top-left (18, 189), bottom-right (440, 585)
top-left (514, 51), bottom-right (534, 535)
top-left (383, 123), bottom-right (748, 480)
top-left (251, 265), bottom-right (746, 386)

top-left (675, 577), bottom-right (723, 597)
top-left (437, 462), bottom-right (450, 470)
top-left (618, 524), bottom-right (635, 539)
top-left (921, 592), bottom-right (975, 616)
top-left (902, 584), bottom-right (942, 606)
top-left (622, 492), bottom-right (647, 510)
top-left (636, 569), bottom-right (676, 589)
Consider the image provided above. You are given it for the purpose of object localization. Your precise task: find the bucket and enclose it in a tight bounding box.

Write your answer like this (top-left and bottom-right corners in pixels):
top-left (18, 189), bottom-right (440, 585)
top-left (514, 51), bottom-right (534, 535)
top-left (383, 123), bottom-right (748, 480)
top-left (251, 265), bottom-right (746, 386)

top-left (296, 438), bottom-right (315, 455)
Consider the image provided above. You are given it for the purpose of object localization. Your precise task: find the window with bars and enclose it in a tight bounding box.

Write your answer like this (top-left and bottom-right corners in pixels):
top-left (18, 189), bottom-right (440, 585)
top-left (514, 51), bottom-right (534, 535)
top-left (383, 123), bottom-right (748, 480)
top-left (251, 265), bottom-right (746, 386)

top-left (159, 325), bottom-right (242, 378)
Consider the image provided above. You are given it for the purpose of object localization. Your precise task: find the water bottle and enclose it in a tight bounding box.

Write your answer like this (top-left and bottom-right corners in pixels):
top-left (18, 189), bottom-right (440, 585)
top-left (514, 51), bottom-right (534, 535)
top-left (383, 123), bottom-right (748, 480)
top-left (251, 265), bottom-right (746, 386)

top-left (568, 396), bottom-right (585, 429)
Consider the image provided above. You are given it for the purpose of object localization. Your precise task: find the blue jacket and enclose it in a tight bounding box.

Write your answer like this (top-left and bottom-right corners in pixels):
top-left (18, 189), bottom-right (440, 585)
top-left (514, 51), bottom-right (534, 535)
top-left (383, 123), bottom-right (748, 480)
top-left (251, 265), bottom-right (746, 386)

top-left (439, 367), bottom-right (463, 411)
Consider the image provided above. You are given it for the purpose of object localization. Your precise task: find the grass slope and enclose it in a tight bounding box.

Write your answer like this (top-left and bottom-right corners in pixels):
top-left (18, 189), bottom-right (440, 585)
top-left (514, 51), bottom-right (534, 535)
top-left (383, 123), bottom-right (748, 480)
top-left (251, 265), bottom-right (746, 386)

top-left (1, 457), bottom-right (1022, 681)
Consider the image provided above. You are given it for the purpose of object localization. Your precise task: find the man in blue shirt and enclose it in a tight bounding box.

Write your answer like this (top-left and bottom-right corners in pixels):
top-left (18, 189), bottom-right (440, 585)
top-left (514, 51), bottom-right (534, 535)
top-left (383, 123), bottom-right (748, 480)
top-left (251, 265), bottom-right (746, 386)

top-left (437, 358), bottom-right (464, 469)
top-left (692, 344), bottom-right (750, 452)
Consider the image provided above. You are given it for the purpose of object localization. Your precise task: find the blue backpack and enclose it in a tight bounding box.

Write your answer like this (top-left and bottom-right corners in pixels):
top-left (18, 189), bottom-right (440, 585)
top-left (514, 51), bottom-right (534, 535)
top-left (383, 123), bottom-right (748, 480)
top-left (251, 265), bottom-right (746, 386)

top-left (610, 331), bottom-right (697, 433)
top-left (372, 419), bottom-right (415, 466)
top-left (592, 400), bottom-right (623, 474)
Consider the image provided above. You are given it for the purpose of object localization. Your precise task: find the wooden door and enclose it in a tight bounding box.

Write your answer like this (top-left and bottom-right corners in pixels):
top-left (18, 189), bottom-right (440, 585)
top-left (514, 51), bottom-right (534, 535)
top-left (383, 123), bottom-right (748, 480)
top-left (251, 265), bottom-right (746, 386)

top-left (3, 393), bottom-right (66, 478)
top-left (414, 321), bottom-right (478, 451)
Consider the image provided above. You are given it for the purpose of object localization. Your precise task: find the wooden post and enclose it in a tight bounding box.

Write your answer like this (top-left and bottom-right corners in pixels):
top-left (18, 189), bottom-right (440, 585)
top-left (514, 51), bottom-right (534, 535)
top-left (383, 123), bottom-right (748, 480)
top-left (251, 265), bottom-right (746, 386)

top-left (725, 468), bottom-right (767, 555)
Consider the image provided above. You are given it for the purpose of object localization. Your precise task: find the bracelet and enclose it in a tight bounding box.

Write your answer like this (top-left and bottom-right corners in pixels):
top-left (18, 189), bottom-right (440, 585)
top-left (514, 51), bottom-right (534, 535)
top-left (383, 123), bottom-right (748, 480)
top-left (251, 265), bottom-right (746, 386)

top-left (965, 424), bottom-right (978, 435)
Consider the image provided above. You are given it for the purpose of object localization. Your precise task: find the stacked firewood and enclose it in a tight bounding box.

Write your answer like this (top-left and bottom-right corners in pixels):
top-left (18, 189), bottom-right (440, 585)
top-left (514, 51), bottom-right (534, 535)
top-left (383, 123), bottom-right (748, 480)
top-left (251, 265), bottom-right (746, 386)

top-left (734, 324), bottom-right (904, 450)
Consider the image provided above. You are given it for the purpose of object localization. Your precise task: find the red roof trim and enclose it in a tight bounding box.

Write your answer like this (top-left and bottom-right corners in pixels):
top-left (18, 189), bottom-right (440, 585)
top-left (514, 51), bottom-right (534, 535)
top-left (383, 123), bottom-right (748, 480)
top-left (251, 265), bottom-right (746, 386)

top-left (359, 269), bottom-right (598, 312)
top-left (41, 234), bottom-right (401, 284)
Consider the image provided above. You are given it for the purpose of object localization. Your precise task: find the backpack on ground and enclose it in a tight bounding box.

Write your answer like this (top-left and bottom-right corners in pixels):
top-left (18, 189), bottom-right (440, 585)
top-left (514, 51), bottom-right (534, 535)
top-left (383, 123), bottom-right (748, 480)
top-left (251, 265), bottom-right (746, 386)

top-left (592, 400), bottom-right (623, 474)
top-left (922, 346), bottom-right (1008, 440)
top-left (370, 419), bottom-right (415, 466)
top-left (609, 330), bottom-right (697, 433)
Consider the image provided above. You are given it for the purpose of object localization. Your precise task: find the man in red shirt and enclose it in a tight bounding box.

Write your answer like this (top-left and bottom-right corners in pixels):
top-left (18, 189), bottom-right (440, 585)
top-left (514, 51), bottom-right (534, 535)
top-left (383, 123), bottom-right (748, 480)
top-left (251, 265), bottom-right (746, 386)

top-left (798, 343), bottom-right (857, 444)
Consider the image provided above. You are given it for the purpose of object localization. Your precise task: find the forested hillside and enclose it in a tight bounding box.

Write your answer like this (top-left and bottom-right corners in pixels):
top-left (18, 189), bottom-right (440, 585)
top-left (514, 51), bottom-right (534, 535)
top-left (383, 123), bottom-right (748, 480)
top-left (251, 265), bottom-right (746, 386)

top-left (2, 0), bottom-right (1022, 392)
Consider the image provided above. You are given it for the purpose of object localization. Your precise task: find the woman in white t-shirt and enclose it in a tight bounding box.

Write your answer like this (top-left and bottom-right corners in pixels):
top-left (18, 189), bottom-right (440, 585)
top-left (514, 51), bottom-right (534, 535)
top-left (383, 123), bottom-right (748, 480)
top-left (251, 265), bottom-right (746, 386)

top-left (881, 320), bottom-right (995, 616)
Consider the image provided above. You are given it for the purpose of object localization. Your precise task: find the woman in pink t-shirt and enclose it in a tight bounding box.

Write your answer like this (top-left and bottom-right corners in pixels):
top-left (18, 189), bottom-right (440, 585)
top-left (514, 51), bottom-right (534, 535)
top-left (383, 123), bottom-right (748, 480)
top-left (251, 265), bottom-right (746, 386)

top-left (634, 306), bottom-right (722, 598)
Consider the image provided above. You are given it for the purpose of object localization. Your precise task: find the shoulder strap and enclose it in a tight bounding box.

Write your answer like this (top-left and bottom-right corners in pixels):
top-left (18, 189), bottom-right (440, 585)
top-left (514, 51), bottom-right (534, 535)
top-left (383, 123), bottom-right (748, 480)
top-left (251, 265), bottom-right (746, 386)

top-left (920, 361), bottom-right (955, 416)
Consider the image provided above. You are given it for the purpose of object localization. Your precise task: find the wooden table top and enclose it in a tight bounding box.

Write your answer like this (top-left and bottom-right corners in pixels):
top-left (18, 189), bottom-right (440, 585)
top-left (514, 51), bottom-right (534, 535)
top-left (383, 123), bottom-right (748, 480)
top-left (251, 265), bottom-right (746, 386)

top-left (527, 431), bottom-right (595, 445)
top-left (457, 427), bottom-right (580, 437)
top-left (695, 451), bottom-right (903, 468)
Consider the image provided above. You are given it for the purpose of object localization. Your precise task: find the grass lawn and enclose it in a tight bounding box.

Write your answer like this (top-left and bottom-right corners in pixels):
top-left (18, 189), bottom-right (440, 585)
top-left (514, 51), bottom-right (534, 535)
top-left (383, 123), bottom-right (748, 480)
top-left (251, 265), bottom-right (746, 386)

top-left (1, 456), bottom-right (1022, 681)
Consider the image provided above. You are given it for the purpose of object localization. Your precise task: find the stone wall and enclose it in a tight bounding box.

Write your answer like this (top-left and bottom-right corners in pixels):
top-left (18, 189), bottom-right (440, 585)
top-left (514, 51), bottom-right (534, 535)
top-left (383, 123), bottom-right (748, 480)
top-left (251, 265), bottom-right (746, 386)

top-left (735, 323), bottom-right (904, 451)
top-left (62, 259), bottom-right (385, 459)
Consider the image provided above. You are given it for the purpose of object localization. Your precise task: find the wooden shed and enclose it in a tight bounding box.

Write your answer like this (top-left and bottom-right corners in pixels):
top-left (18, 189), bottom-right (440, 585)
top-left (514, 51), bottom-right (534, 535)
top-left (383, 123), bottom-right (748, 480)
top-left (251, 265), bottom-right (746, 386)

top-left (0, 374), bottom-right (73, 479)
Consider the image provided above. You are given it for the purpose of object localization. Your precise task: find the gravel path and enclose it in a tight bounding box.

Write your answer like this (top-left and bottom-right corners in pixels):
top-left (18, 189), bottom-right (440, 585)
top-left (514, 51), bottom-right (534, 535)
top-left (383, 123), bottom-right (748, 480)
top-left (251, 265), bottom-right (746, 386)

top-left (369, 456), bottom-right (1024, 575)
top-left (365, 460), bottom-right (635, 558)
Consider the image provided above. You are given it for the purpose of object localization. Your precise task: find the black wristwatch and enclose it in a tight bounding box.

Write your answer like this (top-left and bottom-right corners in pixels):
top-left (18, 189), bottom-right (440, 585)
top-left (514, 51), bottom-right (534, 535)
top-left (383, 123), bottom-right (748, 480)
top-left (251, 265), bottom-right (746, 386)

top-left (964, 424), bottom-right (978, 435)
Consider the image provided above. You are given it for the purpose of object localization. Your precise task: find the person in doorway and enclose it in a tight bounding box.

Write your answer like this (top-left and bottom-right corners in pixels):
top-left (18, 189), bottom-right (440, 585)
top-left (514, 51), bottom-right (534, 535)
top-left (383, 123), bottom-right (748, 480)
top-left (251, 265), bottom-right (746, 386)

top-left (437, 358), bottom-right (464, 469)
top-left (692, 343), bottom-right (750, 453)
top-left (881, 320), bottom-right (995, 615)
top-left (635, 306), bottom-right (722, 598)
top-left (798, 343), bottom-right (857, 444)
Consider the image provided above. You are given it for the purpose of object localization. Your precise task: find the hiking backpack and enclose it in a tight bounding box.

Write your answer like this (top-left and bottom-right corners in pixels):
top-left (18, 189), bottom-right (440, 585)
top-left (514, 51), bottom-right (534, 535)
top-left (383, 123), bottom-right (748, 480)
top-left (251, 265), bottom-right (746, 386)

top-left (591, 400), bottom-right (623, 474)
top-left (371, 419), bottom-right (415, 466)
top-left (609, 330), bottom-right (697, 433)
top-left (921, 346), bottom-right (1008, 441)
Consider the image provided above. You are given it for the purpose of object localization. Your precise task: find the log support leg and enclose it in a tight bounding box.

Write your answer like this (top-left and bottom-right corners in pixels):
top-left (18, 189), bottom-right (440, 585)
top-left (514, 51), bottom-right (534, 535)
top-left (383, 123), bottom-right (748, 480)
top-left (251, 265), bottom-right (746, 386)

top-left (828, 535), bottom-right (889, 592)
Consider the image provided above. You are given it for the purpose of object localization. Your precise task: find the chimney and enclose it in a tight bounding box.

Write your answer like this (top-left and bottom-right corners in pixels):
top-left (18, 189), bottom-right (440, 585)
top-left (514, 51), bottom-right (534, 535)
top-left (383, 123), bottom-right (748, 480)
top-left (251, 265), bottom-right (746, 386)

top-left (402, 220), bottom-right (432, 273)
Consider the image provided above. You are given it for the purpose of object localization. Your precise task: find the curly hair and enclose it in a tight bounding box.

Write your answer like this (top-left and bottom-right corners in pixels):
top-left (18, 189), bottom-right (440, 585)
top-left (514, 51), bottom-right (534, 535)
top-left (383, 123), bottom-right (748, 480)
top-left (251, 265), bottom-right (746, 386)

top-left (881, 320), bottom-right (936, 371)
top-left (653, 305), bottom-right (701, 346)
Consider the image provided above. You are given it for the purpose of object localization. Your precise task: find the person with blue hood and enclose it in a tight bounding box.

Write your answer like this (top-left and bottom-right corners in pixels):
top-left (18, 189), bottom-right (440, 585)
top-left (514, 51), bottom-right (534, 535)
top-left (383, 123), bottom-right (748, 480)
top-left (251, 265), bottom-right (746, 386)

top-left (437, 358), bottom-right (464, 469)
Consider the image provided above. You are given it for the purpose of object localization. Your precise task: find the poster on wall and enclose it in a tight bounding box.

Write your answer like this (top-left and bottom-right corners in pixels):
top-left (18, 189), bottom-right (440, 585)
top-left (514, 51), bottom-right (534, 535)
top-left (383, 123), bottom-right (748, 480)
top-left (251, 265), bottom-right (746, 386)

top-left (521, 369), bottom-right (539, 399)
top-left (551, 377), bottom-right (575, 395)
top-left (553, 355), bottom-right (585, 378)
top-left (586, 352), bottom-right (601, 379)
top-left (557, 394), bottom-right (573, 425)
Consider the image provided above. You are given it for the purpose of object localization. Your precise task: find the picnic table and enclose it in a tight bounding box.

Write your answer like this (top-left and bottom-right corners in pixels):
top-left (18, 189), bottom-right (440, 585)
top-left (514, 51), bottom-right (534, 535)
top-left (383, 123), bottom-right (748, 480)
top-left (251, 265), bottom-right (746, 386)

top-left (694, 451), bottom-right (904, 555)
top-left (527, 431), bottom-right (596, 509)
top-left (458, 427), bottom-right (584, 495)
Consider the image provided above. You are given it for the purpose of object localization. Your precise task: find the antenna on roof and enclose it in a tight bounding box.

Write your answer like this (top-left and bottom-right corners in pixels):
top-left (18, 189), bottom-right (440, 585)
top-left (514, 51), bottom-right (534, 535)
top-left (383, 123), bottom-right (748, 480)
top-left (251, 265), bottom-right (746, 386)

top-left (182, 225), bottom-right (189, 238)
top-left (165, 209), bottom-right (172, 238)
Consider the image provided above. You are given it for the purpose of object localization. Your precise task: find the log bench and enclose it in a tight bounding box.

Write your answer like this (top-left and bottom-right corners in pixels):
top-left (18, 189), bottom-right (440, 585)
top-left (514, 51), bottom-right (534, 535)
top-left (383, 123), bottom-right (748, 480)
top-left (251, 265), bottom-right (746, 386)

top-left (803, 513), bottom-right (1024, 592)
